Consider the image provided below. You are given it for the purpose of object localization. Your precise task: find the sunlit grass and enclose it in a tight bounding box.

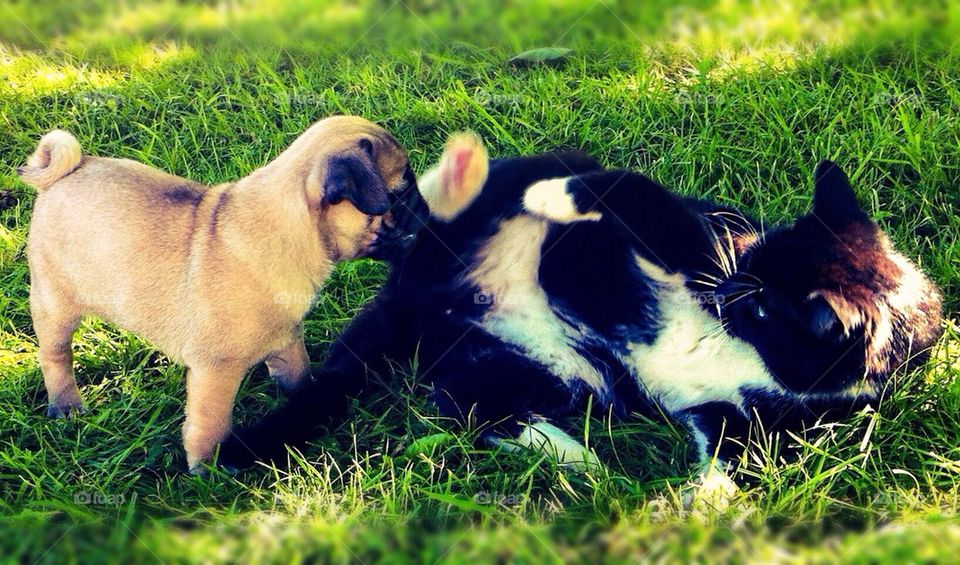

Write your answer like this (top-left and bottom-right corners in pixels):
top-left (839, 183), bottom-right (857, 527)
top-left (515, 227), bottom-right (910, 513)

top-left (0, 46), bottom-right (123, 94)
top-left (0, 0), bottom-right (949, 89)
top-left (0, 0), bottom-right (958, 562)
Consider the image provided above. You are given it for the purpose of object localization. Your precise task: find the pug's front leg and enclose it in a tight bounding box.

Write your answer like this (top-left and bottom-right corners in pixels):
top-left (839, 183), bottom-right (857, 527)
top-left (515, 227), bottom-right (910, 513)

top-left (183, 362), bottom-right (246, 473)
top-left (264, 326), bottom-right (310, 393)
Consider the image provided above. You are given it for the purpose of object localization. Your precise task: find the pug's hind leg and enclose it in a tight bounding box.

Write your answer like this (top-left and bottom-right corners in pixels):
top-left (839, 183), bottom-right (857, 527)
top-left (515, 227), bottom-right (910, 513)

top-left (183, 362), bottom-right (246, 473)
top-left (265, 327), bottom-right (311, 393)
top-left (31, 290), bottom-right (83, 417)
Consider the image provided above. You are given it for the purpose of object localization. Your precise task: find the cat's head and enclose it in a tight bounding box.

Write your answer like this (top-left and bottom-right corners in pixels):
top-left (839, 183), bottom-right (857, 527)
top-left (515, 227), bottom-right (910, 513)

top-left (717, 162), bottom-right (942, 396)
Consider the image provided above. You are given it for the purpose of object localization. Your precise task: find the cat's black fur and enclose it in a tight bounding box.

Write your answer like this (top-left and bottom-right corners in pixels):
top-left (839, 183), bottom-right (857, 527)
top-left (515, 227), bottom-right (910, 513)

top-left (219, 152), bottom-right (942, 471)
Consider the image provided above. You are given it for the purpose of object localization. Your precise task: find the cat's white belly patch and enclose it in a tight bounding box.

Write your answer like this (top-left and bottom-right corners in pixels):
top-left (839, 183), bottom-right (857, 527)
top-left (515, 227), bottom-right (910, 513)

top-left (623, 257), bottom-right (782, 414)
top-left (468, 215), bottom-right (608, 395)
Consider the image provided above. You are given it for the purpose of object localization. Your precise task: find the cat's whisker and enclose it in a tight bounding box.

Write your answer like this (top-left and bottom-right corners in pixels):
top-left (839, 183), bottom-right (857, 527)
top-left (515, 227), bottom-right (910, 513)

top-left (721, 289), bottom-right (761, 307)
top-left (721, 210), bottom-right (761, 241)
top-left (708, 228), bottom-right (736, 279)
top-left (721, 222), bottom-right (739, 275)
top-left (705, 320), bottom-right (730, 340)
top-left (689, 278), bottom-right (721, 289)
top-left (721, 293), bottom-right (755, 305)
top-left (726, 280), bottom-right (763, 290)
top-left (719, 279), bottom-right (762, 293)
top-left (707, 210), bottom-right (753, 230)
top-left (739, 273), bottom-right (764, 286)
top-left (725, 280), bottom-right (761, 292)
top-left (706, 210), bottom-right (760, 269)
top-left (689, 271), bottom-right (725, 287)
top-left (712, 222), bottom-right (741, 282)
top-left (707, 253), bottom-right (732, 279)
top-left (693, 270), bottom-right (724, 283)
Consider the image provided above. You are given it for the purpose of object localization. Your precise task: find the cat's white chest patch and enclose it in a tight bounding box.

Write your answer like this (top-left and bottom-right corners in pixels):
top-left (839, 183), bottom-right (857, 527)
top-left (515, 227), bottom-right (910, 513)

top-left (622, 257), bottom-right (782, 414)
top-left (467, 216), bottom-right (608, 395)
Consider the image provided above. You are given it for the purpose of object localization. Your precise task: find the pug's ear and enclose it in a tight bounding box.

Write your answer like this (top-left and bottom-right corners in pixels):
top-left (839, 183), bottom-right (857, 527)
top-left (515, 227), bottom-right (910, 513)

top-left (323, 155), bottom-right (391, 215)
top-left (418, 132), bottom-right (488, 221)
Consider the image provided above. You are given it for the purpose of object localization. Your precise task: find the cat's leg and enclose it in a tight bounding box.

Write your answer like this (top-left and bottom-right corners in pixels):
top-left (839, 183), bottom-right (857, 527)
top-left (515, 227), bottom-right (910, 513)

top-left (217, 295), bottom-right (411, 469)
top-left (682, 389), bottom-right (872, 465)
top-left (686, 460), bottom-right (741, 513)
top-left (524, 171), bottom-right (716, 275)
top-left (677, 402), bottom-right (750, 511)
top-left (681, 401), bottom-right (752, 468)
top-left (428, 332), bottom-right (599, 468)
top-left (676, 393), bottom-right (870, 510)
top-left (418, 132), bottom-right (488, 221)
top-left (494, 420), bottom-right (601, 470)
top-left (522, 178), bottom-right (603, 223)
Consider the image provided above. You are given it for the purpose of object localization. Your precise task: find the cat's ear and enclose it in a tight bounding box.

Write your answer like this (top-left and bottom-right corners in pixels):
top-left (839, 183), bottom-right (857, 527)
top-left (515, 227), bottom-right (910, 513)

top-left (418, 132), bottom-right (488, 221)
top-left (811, 160), bottom-right (871, 228)
top-left (805, 293), bottom-right (858, 345)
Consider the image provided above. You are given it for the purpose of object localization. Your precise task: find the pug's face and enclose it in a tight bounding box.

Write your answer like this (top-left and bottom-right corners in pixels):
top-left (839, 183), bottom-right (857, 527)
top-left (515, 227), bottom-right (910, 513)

top-left (309, 121), bottom-right (429, 262)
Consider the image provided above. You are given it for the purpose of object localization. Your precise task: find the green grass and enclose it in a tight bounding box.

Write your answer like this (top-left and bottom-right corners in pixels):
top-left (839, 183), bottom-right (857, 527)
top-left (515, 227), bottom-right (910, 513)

top-left (1, 0), bottom-right (959, 562)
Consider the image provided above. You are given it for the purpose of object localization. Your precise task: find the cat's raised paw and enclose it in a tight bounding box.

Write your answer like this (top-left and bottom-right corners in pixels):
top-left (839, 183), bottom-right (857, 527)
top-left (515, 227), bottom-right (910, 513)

top-left (419, 132), bottom-right (488, 221)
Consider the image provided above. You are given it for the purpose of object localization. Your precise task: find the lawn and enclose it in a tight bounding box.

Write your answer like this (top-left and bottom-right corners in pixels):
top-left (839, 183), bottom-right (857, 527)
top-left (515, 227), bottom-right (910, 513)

top-left (1, 0), bottom-right (959, 562)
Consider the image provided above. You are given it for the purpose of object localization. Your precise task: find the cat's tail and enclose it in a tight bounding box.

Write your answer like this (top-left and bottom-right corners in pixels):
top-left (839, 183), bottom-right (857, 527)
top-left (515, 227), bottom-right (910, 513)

top-left (18, 130), bottom-right (83, 192)
top-left (216, 370), bottom-right (364, 470)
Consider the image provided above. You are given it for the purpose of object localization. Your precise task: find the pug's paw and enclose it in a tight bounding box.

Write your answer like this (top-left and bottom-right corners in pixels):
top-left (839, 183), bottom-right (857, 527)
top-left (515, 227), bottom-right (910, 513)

top-left (46, 390), bottom-right (85, 418)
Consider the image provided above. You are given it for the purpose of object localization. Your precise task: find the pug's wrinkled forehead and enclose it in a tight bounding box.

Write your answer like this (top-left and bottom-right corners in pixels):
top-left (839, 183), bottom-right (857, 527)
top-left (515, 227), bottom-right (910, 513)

top-left (274, 116), bottom-right (412, 220)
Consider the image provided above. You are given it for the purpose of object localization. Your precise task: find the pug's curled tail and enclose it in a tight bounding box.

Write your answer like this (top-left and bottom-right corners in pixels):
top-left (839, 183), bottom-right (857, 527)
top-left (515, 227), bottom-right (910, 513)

top-left (18, 130), bottom-right (82, 192)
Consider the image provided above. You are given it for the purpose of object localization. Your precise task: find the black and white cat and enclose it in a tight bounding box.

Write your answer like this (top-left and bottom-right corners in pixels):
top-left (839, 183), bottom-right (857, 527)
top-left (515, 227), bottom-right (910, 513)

top-left (218, 134), bottom-right (942, 474)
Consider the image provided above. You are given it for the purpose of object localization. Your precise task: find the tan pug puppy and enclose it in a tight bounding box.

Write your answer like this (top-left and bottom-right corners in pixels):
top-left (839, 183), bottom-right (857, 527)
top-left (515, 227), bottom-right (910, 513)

top-left (20, 116), bottom-right (428, 471)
